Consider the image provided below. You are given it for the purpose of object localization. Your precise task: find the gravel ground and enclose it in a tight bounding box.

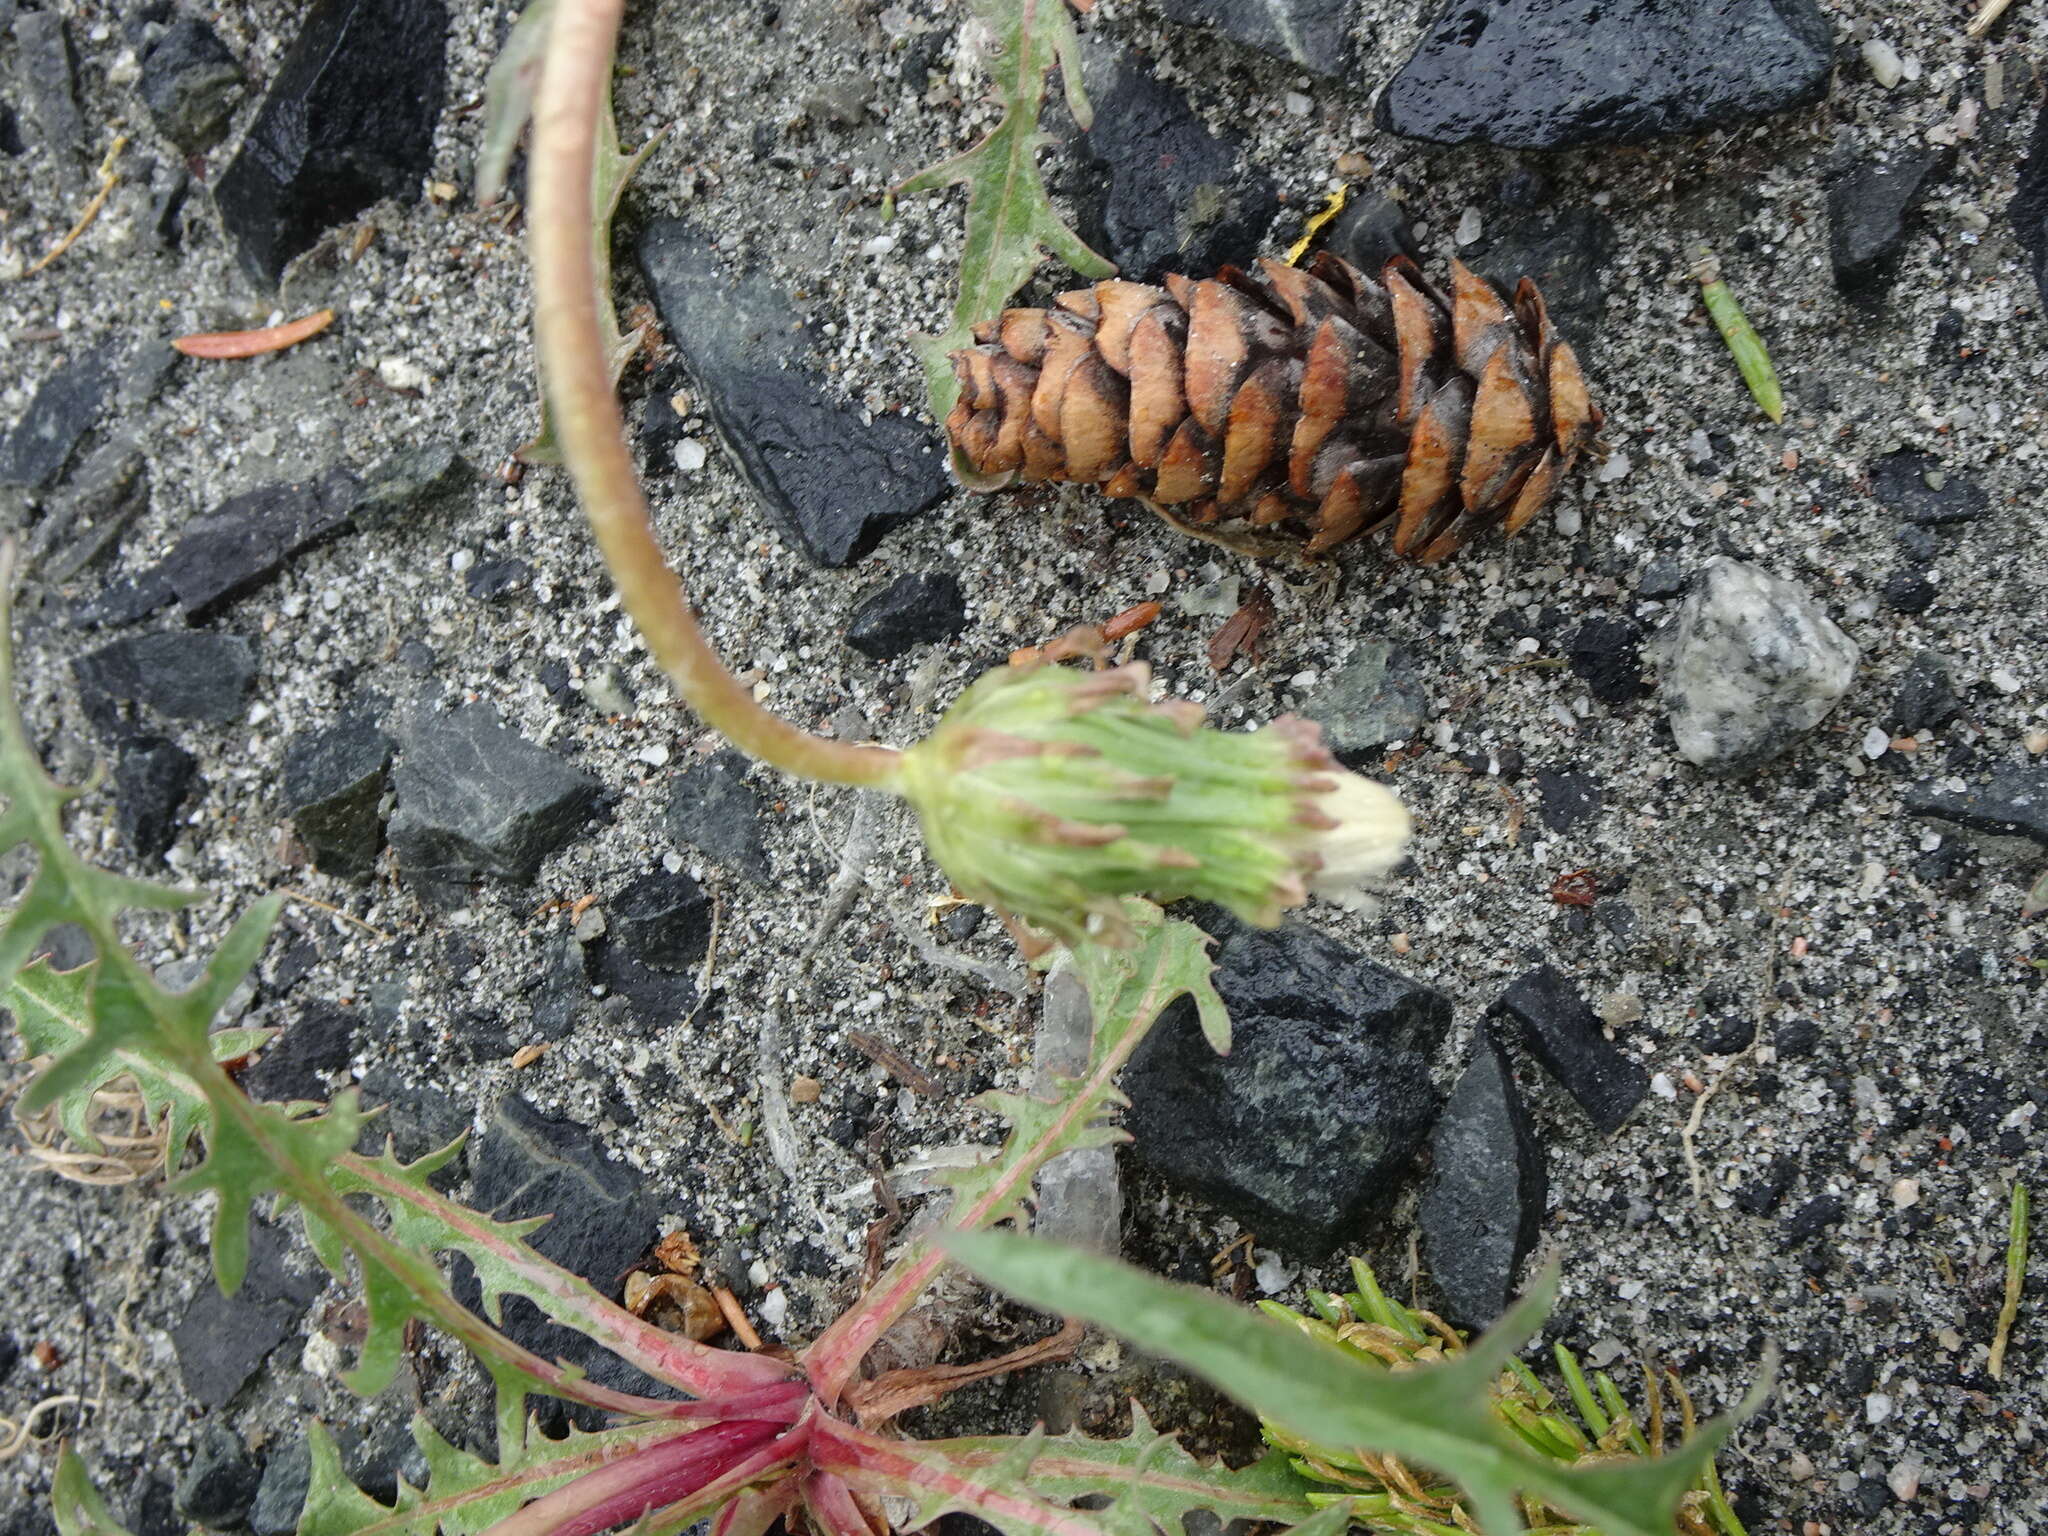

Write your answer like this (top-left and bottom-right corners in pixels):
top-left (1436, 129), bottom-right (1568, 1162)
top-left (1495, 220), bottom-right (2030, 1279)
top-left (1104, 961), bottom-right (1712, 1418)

top-left (1, 1), bottom-right (2044, 1534)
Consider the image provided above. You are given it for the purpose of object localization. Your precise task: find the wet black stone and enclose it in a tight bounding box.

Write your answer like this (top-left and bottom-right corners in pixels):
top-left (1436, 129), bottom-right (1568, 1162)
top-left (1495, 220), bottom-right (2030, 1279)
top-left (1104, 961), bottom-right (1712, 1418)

top-left (1303, 641), bottom-right (1428, 765)
top-left (1881, 569), bottom-right (1935, 615)
top-left (637, 365), bottom-right (692, 476)
top-left (1472, 208), bottom-right (1616, 337)
top-left (152, 468), bottom-right (362, 620)
top-left (610, 868), bottom-right (712, 973)
top-left (243, 1001), bottom-right (361, 1102)
top-left (1566, 616), bottom-right (1646, 704)
top-left (1489, 965), bottom-right (1648, 1134)
top-left (1379, 0), bottom-right (1831, 149)
top-left (283, 707), bottom-right (393, 882)
top-left (1886, 652), bottom-right (1958, 735)
top-left (1154, 0), bottom-right (1355, 78)
top-left (2013, 97), bottom-right (2048, 309)
top-left (1773, 1017), bottom-right (1822, 1058)
top-left (126, 1478), bottom-right (180, 1536)
top-left (355, 1066), bottom-right (467, 1185)
top-left (0, 340), bottom-right (118, 490)
top-left (76, 631), bottom-right (257, 728)
top-left (387, 704), bottom-right (600, 898)
top-left (139, 18), bottom-right (245, 152)
top-left (665, 748), bottom-right (772, 882)
top-left (0, 100), bottom-right (23, 158)
top-left (1532, 768), bottom-right (1601, 833)
top-left (174, 1423), bottom-right (262, 1529)
top-left (1850, 1479), bottom-right (1891, 1520)
top-left (114, 736), bottom-right (198, 860)
top-left (248, 1437), bottom-right (310, 1536)
top-left (397, 639), bottom-right (436, 675)
top-left (455, 1096), bottom-right (672, 1407)
top-left (351, 441), bottom-right (469, 520)
top-left (1782, 1193), bottom-right (1844, 1243)
top-left (636, 221), bottom-right (948, 566)
top-left (465, 557), bottom-right (533, 602)
top-left (0, 1333), bottom-right (18, 1386)
top-left (1904, 768), bottom-right (2048, 850)
top-left (1870, 450), bottom-right (1991, 526)
top-left (1828, 149), bottom-right (1951, 300)
top-left (530, 935), bottom-right (592, 1041)
top-left (1057, 45), bottom-right (1281, 282)
top-left (943, 904), bottom-right (987, 942)
top-left (1123, 905), bottom-right (1450, 1256)
top-left (1318, 191), bottom-right (1420, 275)
top-left (590, 943), bottom-right (698, 1027)
top-left (213, 0), bottom-right (449, 285)
top-left (11, 10), bottom-right (82, 173)
top-left (348, 1420), bottom-right (431, 1505)
top-left (171, 1221), bottom-right (323, 1408)
top-left (846, 572), bottom-right (968, 659)
top-left (1637, 556), bottom-right (1688, 599)
top-left (1733, 1154), bottom-right (1797, 1215)
top-left (1418, 1029), bottom-right (1546, 1326)
top-left (1693, 1014), bottom-right (1756, 1055)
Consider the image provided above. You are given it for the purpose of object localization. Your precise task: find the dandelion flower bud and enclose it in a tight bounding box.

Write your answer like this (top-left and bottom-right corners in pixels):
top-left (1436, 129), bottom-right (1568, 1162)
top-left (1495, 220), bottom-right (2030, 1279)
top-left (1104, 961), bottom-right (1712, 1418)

top-left (897, 654), bottom-right (1410, 949)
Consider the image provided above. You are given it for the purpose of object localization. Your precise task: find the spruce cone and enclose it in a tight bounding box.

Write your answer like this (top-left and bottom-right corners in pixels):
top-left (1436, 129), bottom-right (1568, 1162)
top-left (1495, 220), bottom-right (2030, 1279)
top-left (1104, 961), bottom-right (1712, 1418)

top-left (944, 252), bottom-right (1600, 563)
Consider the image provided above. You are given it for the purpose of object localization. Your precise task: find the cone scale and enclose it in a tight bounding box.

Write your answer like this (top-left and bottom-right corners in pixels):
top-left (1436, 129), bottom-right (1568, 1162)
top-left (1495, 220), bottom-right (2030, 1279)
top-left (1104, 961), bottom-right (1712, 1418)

top-left (946, 253), bottom-right (1601, 563)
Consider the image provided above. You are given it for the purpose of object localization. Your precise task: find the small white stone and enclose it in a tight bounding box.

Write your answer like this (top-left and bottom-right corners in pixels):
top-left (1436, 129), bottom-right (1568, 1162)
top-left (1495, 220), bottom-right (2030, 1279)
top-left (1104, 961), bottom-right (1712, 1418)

top-left (1863, 726), bottom-right (1891, 759)
top-left (1989, 668), bottom-right (2022, 693)
top-left (1862, 38), bottom-right (1903, 88)
top-left (1554, 503), bottom-right (1582, 536)
top-left (1891, 1177), bottom-right (1921, 1208)
top-left (1253, 1249), bottom-right (1295, 1294)
top-left (1888, 1460), bottom-right (1921, 1501)
top-left (1617, 1279), bottom-right (1645, 1300)
top-left (637, 742), bottom-right (671, 767)
top-left (757, 1287), bottom-right (789, 1329)
top-left (861, 234), bottom-right (896, 258)
top-left (378, 356), bottom-right (430, 391)
top-left (1865, 1391), bottom-right (1894, 1424)
top-left (1284, 91), bottom-right (1313, 116)
top-left (1144, 569), bottom-right (1171, 595)
top-left (673, 438), bottom-right (708, 473)
top-left (1651, 1072), bottom-right (1677, 1100)
top-left (1454, 207), bottom-right (1483, 246)
top-left (450, 549), bottom-right (475, 574)
top-left (1596, 452), bottom-right (1632, 483)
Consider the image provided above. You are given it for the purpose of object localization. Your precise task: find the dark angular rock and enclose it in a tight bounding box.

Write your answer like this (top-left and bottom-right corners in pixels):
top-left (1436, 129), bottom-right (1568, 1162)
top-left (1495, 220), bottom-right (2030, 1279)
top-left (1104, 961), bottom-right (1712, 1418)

top-left (1828, 149), bottom-right (1951, 300)
top-left (139, 18), bottom-right (245, 153)
top-left (456, 1096), bottom-right (669, 1402)
top-left (1773, 1017), bottom-right (1821, 1058)
top-left (1693, 1014), bottom-right (1756, 1054)
top-left (1123, 905), bottom-right (1451, 1255)
top-left (2007, 96), bottom-right (2048, 309)
top-left (1637, 556), bottom-right (1688, 599)
top-left (943, 904), bottom-right (987, 941)
top-left (351, 441), bottom-right (468, 519)
top-left (243, 1000), bottom-right (360, 1102)
top-left (1489, 965), bottom-right (1648, 1134)
top-left (126, 1478), bottom-right (180, 1536)
top-left (1782, 1193), bottom-right (1844, 1244)
top-left (174, 1422), bottom-right (262, 1529)
top-left (846, 572), bottom-right (968, 659)
top-left (171, 1221), bottom-right (322, 1408)
top-left (386, 704), bottom-right (600, 897)
top-left (396, 639), bottom-right (436, 675)
top-left (248, 1437), bottom-right (311, 1536)
top-left (1886, 652), bottom-right (1958, 735)
top-left (156, 468), bottom-right (362, 619)
top-left (1318, 191), bottom-right (1420, 275)
top-left (1303, 640), bottom-right (1428, 765)
top-left (636, 222), bottom-right (948, 566)
top-left (1870, 450), bottom-right (1990, 526)
top-left (11, 10), bottom-right (82, 173)
top-left (1567, 616), bottom-right (1646, 704)
top-left (0, 340), bottom-right (118, 490)
top-left (465, 557), bottom-right (533, 602)
top-left (530, 935), bottom-right (592, 1041)
top-left (1059, 46), bottom-right (1281, 282)
top-left (213, 0), bottom-right (450, 285)
top-left (34, 436), bottom-right (149, 583)
top-left (347, 1419), bottom-right (430, 1504)
top-left (1733, 1153), bottom-right (1797, 1215)
top-left (665, 749), bottom-right (772, 882)
top-left (114, 736), bottom-right (198, 859)
top-left (1154, 0), bottom-right (1355, 78)
top-left (1378, 0), bottom-right (1833, 150)
top-left (1904, 768), bottom-right (2048, 850)
top-left (590, 943), bottom-right (698, 1027)
top-left (610, 868), bottom-right (712, 973)
top-left (0, 100), bottom-right (23, 159)
top-left (1418, 1030), bottom-right (1546, 1326)
top-left (1532, 768), bottom-right (1601, 833)
top-left (0, 1332), bottom-right (19, 1386)
top-left (1881, 569), bottom-right (1935, 615)
top-left (283, 707), bottom-right (393, 882)
top-left (1472, 208), bottom-right (1616, 337)
top-left (74, 631), bottom-right (257, 725)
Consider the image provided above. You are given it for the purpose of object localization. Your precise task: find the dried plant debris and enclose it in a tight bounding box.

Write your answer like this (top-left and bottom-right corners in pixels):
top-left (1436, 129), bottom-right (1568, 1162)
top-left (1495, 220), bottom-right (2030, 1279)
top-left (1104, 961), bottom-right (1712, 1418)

top-left (944, 254), bottom-right (1599, 562)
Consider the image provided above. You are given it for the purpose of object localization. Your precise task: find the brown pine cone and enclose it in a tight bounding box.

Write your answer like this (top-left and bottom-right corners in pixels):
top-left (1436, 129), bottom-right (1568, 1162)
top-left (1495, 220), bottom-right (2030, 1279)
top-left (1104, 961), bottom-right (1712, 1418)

top-left (944, 252), bottom-right (1600, 563)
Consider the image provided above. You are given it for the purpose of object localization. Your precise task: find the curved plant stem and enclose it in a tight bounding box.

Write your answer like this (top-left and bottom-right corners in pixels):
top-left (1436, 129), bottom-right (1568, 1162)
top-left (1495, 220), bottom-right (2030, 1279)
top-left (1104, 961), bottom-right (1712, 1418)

top-left (529, 0), bottom-right (904, 790)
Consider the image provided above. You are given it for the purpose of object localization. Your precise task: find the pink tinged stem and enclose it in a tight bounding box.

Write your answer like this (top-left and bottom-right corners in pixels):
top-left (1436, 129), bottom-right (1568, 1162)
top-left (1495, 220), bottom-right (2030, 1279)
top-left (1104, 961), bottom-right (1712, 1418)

top-left (481, 1419), bottom-right (805, 1536)
top-left (803, 1471), bottom-right (886, 1536)
top-left (712, 1478), bottom-right (802, 1536)
top-left (810, 1419), bottom-right (1108, 1536)
top-left (528, 0), bottom-right (903, 791)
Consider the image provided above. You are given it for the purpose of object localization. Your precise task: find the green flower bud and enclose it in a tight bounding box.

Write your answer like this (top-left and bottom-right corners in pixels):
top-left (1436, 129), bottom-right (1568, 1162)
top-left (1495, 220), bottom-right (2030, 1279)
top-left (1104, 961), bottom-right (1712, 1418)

top-left (898, 656), bottom-right (1410, 950)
